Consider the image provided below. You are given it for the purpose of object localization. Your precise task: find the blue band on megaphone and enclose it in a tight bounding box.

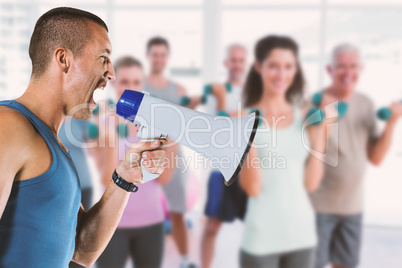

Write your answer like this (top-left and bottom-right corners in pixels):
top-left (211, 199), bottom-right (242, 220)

top-left (116, 90), bottom-right (144, 123)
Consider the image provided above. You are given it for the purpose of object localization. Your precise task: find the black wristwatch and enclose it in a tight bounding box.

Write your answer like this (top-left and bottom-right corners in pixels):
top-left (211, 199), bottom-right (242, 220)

top-left (112, 170), bottom-right (138, 193)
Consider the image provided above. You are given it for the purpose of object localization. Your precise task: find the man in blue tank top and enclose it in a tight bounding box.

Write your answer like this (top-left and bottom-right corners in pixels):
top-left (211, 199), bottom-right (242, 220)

top-left (0, 7), bottom-right (167, 268)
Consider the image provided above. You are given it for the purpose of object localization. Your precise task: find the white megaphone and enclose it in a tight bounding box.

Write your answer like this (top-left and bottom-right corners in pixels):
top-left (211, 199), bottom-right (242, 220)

top-left (116, 90), bottom-right (259, 186)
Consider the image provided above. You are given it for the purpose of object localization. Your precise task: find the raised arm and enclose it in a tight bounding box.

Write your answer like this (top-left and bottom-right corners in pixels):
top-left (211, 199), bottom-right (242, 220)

top-left (367, 102), bottom-right (402, 165)
top-left (239, 146), bottom-right (262, 197)
top-left (94, 120), bottom-right (119, 189)
top-left (177, 83), bottom-right (203, 109)
top-left (72, 139), bottom-right (167, 266)
top-left (211, 84), bottom-right (227, 112)
top-left (302, 100), bottom-right (334, 193)
top-left (98, 140), bottom-right (118, 188)
top-left (304, 123), bottom-right (327, 193)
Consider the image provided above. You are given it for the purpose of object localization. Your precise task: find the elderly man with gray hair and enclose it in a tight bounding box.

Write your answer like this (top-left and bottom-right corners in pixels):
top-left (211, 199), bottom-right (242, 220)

top-left (310, 43), bottom-right (402, 268)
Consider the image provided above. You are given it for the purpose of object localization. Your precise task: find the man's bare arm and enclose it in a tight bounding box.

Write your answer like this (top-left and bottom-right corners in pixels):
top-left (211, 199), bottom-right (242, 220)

top-left (177, 84), bottom-right (203, 109)
top-left (72, 140), bottom-right (167, 266)
top-left (368, 121), bottom-right (396, 165)
top-left (304, 124), bottom-right (327, 193)
top-left (368, 102), bottom-right (402, 165)
top-left (0, 109), bottom-right (33, 218)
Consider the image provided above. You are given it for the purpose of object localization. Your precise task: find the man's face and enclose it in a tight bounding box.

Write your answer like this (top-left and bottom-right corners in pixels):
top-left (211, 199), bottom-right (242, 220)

top-left (147, 44), bottom-right (169, 74)
top-left (224, 46), bottom-right (247, 81)
top-left (65, 21), bottom-right (115, 120)
top-left (113, 65), bottom-right (144, 97)
top-left (327, 50), bottom-right (362, 93)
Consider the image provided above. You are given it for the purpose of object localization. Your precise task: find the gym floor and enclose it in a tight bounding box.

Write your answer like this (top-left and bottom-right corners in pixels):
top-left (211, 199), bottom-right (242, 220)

top-left (103, 210), bottom-right (402, 268)
top-left (162, 212), bottom-right (402, 268)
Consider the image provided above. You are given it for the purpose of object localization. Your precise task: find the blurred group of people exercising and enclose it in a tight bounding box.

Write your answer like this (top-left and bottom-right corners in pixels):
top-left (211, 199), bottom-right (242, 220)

top-left (65, 33), bottom-right (402, 268)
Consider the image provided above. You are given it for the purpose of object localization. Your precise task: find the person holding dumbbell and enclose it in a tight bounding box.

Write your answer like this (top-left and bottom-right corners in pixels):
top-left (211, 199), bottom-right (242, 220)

top-left (201, 43), bottom-right (248, 268)
top-left (377, 100), bottom-right (402, 121)
top-left (310, 43), bottom-right (402, 268)
top-left (143, 36), bottom-right (199, 268)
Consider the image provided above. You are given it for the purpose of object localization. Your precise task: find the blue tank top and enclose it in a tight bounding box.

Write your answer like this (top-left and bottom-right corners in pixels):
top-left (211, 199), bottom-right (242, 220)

top-left (0, 100), bottom-right (81, 268)
top-left (59, 118), bottom-right (92, 189)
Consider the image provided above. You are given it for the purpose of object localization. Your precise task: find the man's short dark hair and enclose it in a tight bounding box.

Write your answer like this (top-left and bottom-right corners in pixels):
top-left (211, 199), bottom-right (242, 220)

top-left (29, 7), bottom-right (108, 78)
top-left (114, 56), bottom-right (142, 73)
top-left (146, 36), bottom-right (169, 53)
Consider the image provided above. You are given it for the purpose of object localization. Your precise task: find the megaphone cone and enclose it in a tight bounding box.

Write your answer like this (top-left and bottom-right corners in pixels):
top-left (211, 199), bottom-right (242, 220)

top-left (116, 90), bottom-right (259, 186)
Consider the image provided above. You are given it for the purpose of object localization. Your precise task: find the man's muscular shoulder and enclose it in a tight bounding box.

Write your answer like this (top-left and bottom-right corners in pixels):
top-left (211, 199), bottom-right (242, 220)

top-left (0, 106), bottom-right (50, 181)
top-left (0, 106), bottom-right (38, 146)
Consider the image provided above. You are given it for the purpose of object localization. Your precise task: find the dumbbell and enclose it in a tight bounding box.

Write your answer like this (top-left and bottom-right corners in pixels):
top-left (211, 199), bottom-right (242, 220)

top-left (88, 99), bottom-right (116, 139)
top-left (312, 92), bottom-right (348, 119)
top-left (305, 107), bottom-right (326, 126)
top-left (86, 122), bottom-right (99, 140)
top-left (116, 123), bottom-right (129, 138)
top-left (202, 83), bottom-right (233, 116)
top-left (306, 93), bottom-right (325, 126)
top-left (224, 82), bottom-right (232, 93)
top-left (202, 84), bottom-right (213, 105)
top-left (217, 110), bottom-right (229, 117)
top-left (202, 83), bottom-right (232, 102)
top-left (180, 96), bottom-right (191, 107)
top-left (377, 100), bottom-right (402, 121)
top-left (306, 92), bottom-right (348, 126)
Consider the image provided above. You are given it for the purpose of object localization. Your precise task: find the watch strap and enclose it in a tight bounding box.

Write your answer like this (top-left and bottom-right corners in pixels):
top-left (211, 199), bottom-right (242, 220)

top-left (112, 170), bottom-right (138, 193)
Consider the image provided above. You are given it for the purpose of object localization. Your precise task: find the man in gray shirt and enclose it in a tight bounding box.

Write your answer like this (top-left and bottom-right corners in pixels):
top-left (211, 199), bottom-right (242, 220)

top-left (143, 36), bottom-right (198, 268)
top-left (310, 44), bottom-right (402, 268)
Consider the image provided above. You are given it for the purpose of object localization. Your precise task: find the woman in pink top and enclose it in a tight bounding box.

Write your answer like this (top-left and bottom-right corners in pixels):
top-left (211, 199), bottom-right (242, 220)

top-left (92, 56), bottom-right (176, 268)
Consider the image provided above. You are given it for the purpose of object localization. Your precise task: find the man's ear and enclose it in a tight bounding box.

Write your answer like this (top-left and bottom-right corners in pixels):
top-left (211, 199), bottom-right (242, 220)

top-left (254, 61), bottom-right (261, 74)
top-left (54, 47), bottom-right (70, 73)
